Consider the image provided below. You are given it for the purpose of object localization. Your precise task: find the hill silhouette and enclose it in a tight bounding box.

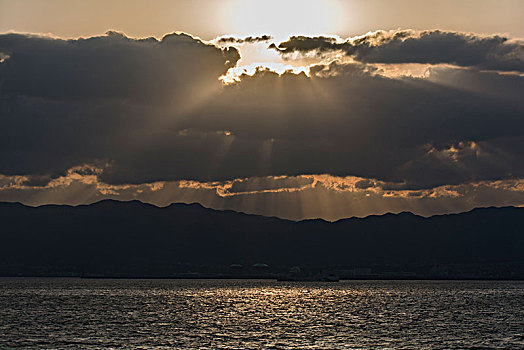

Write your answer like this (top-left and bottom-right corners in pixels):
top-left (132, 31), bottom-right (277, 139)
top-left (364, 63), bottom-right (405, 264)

top-left (0, 200), bottom-right (523, 278)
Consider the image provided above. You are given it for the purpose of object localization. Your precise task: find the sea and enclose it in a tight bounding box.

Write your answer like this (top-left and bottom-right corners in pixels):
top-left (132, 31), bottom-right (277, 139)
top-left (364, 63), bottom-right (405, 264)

top-left (0, 278), bottom-right (523, 349)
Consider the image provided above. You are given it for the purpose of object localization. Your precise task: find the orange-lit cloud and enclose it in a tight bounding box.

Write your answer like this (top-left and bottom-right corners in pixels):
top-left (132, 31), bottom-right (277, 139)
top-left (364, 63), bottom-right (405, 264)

top-left (1, 166), bottom-right (523, 221)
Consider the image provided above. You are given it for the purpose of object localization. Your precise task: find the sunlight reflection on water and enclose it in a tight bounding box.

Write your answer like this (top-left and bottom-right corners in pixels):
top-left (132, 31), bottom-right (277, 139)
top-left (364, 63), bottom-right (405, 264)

top-left (0, 278), bottom-right (523, 349)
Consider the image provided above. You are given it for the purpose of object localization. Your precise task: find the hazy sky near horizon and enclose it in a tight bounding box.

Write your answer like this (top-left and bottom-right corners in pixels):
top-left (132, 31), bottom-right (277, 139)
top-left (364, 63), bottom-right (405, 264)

top-left (0, 0), bottom-right (523, 220)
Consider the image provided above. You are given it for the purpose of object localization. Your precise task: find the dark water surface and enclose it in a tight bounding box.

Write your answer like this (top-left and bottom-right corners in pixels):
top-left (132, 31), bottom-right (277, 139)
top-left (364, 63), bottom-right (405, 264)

top-left (0, 278), bottom-right (523, 349)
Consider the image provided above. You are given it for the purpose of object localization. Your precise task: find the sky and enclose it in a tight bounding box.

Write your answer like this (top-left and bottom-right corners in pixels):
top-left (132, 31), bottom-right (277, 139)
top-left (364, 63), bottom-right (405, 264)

top-left (0, 0), bottom-right (523, 220)
top-left (1, 0), bottom-right (524, 40)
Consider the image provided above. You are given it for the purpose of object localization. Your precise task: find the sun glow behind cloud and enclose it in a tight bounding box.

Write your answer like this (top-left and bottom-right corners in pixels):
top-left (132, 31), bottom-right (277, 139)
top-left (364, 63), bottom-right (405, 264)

top-left (213, 35), bottom-right (345, 83)
top-left (221, 0), bottom-right (344, 42)
top-left (213, 38), bottom-right (311, 83)
top-left (215, 0), bottom-right (346, 82)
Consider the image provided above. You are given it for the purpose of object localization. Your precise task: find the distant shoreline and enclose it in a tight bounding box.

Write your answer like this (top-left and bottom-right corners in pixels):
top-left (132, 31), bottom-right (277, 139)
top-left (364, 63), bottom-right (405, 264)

top-left (1, 275), bottom-right (523, 281)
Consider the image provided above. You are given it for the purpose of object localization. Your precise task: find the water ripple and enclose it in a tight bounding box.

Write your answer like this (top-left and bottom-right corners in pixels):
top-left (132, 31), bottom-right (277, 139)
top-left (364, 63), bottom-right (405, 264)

top-left (0, 279), bottom-right (523, 349)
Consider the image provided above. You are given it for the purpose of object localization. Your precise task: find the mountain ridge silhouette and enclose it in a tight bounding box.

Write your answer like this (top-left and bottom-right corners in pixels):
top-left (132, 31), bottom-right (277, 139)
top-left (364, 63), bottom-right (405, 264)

top-left (1, 200), bottom-right (522, 278)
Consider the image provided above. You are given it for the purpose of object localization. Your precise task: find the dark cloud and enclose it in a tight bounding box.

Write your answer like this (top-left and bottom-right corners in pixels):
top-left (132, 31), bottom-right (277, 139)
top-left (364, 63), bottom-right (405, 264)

top-left (274, 30), bottom-right (524, 72)
top-left (217, 35), bottom-right (273, 44)
top-left (0, 31), bottom-right (523, 191)
top-left (175, 63), bottom-right (523, 188)
top-left (0, 31), bottom-right (239, 103)
top-left (354, 179), bottom-right (375, 189)
top-left (269, 36), bottom-right (338, 52)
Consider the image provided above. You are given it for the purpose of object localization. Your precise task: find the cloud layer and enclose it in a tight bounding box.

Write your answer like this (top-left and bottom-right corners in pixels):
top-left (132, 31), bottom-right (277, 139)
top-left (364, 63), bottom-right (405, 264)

top-left (1, 168), bottom-right (522, 221)
top-left (0, 30), bottom-right (523, 213)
